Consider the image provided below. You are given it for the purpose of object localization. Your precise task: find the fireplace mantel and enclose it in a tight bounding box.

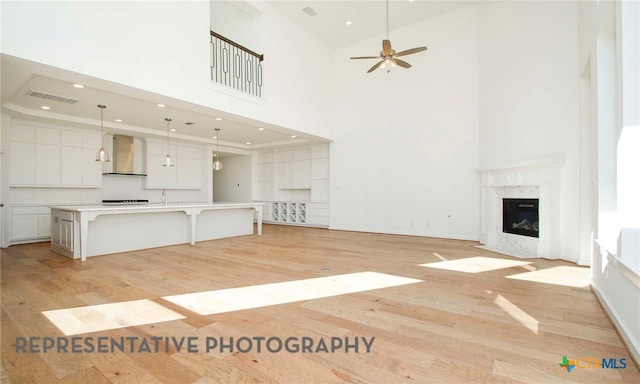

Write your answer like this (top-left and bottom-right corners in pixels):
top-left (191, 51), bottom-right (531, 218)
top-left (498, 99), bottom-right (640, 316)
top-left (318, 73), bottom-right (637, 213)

top-left (477, 159), bottom-right (563, 260)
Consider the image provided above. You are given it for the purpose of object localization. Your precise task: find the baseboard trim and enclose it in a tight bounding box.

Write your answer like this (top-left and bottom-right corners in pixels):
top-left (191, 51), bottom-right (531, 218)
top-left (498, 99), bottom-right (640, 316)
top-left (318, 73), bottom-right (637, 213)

top-left (590, 284), bottom-right (640, 370)
top-left (327, 226), bottom-right (479, 242)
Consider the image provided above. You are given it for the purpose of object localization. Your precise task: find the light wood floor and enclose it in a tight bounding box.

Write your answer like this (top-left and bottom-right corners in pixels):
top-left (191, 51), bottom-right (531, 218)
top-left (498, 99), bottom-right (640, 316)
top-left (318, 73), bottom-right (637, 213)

top-left (2, 224), bottom-right (639, 383)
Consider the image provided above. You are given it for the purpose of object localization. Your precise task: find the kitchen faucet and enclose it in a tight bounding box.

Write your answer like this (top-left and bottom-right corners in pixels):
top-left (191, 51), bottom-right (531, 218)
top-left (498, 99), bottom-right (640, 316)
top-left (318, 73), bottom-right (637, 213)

top-left (161, 189), bottom-right (168, 206)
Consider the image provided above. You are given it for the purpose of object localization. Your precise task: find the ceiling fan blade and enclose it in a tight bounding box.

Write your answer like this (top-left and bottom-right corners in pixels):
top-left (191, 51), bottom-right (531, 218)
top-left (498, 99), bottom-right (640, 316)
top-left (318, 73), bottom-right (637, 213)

top-left (395, 46), bottom-right (428, 57)
top-left (367, 60), bottom-right (384, 73)
top-left (382, 40), bottom-right (393, 56)
top-left (394, 59), bottom-right (411, 69)
top-left (350, 56), bottom-right (380, 60)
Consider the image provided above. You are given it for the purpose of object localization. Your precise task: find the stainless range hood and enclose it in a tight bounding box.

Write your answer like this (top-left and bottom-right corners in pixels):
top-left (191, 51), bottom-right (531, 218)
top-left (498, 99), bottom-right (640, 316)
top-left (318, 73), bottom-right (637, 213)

top-left (104, 135), bottom-right (147, 176)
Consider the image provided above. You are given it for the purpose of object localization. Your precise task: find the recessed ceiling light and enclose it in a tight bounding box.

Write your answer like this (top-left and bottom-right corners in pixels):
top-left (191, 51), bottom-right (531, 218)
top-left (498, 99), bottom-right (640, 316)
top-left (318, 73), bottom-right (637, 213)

top-left (169, 128), bottom-right (177, 132)
top-left (156, 103), bottom-right (166, 108)
top-left (257, 127), bottom-right (265, 131)
top-left (213, 136), bottom-right (218, 139)
top-left (291, 135), bottom-right (297, 138)
top-left (246, 142), bottom-right (251, 145)
top-left (213, 153), bottom-right (217, 157)
top-left (114, 119), bottom-right (123, 123)
top-left (215, 117), bottom-right (222, 121)
top-left (72, 83), bottom-right (85, 88)
top-left (346, 21), bottom-right (352, 26)
top-left (40, 106), bottom-right (51, 110)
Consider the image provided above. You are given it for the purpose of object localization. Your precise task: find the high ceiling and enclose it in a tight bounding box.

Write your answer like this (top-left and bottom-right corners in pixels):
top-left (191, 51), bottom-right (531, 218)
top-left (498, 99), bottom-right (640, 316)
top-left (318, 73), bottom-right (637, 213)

top-left (1, 1), bottom-right (479, 153)
top-left (0, 55), bottom-right (313, 155)
top-left (269, 0), bottom-right (480, 49)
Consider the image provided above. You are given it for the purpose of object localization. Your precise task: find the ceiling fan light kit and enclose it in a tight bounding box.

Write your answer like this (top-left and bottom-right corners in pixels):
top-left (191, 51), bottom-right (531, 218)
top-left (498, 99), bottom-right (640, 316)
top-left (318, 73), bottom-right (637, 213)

top-left (350, 0), bottom-right (427, 73)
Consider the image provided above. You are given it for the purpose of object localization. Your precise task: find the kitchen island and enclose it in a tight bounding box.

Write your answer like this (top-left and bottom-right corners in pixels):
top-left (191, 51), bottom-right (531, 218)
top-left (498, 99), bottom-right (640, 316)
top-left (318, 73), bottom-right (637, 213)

top-left (50, 203), bottom-right (263, 261)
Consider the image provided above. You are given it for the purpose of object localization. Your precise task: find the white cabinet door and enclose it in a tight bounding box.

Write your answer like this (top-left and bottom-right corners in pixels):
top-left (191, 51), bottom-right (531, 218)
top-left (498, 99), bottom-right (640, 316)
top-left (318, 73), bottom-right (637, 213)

top-left (36, 127), bottom-right (60, 145)
top-left (60, 134), bottom-right (101, 187)
top-left (35, 144), bottom-right (61, 185)
top-left (176, 145), bottom-right (202, 189)
top-left (177, 157), bottom-right (201, 189)
top-left (146, 158), bottom-right (164, 188)
top-left (147, 141), bottom-right (201, 189)
top-left (38, 214), bottom-right (51, 237)
top-left (10, 141), bottom-right (36, 185)
top-left (295, 160), bottom-right (311, 189)
top-left (52, 219), bottom-right (73, 251)
top-left (81, 148), bottom-right (102, 186)
top-left (61, 146), bottom-right (82, 185)
top-left (12, 215), bottom-right (38, 240)
top-left (51, 218), bottom-right (61, 246)
top-left (146, 142), bottom-right (178, 188)
top-left (147, 155), bottom-right (177, 188)
top-left (277, 161), bottom-right (295, 189)
top-left (60, 220), bottom-right (74, 251)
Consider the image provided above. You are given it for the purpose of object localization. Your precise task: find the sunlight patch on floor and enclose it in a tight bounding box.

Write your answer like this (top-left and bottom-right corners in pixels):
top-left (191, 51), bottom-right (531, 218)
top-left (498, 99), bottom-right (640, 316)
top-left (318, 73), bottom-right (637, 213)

top-left (433, 252), bottom-right (448, 261)
top-left (163, 272), bottom-right (422, 316)
top-left (419, 256), bottom-right (531, 274)
top-left (42, 299), bottom-right (186, 336)
top-left (494, 294), bottom-right (539, 334)
top-left (506, 266), bottom-right (590, 288)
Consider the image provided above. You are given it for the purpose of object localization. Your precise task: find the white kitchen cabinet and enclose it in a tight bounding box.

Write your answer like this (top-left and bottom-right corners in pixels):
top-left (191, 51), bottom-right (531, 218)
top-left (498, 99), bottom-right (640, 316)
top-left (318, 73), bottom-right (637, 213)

top-left (12, 214), bottom-right (38, 240)
top-left (10, 121), bottom-right (101, 187)
top-left (177, 157), bottom-right (201, 188)
top-left (51, 209), bottom-right (74, 253)
top-left (306, 202), bottom-right (329, 226)
top-left (146, 140), bottom-right (202, 189)
top-left (36, 127), bottom-right (60, 145)
top-left (81, 148), bottom-right (103, 186)
top-left (60, 132), bottom-right (102, 187)
top-left (294, 159), bottom-right (311, 188)
top-left (61, 146), bottom-right (83, 185)
top-left (11, 206), bottom-right (51, 242)
top-left (146, 141), bottom-right (175, 188)
top-left (275, 148), bottom-right (311, 190)
top-left (145, 142), bottom-right (165, 188)
top-left (10, 141), bottom-right (36, 185)
top-left (176, 145), bottom-right (202, 189)
top-left (35, 144), bottom-right (61, 185)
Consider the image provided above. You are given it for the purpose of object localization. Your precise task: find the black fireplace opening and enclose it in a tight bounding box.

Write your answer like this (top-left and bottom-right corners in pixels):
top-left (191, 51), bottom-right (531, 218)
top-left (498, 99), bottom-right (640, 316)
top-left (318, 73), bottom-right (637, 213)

top-left (502, 198), bottom-right (539, 238)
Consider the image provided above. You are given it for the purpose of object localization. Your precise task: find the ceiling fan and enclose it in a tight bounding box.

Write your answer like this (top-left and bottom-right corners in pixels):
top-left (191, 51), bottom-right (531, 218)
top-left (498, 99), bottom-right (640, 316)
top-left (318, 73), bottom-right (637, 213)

top-left (350, 0), bottom-right (427, 73)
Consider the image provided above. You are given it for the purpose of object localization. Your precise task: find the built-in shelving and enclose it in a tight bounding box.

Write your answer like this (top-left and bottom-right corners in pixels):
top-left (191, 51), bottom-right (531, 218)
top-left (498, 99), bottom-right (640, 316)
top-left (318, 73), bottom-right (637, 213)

top-left (271, 202), bottom-right (306, 224)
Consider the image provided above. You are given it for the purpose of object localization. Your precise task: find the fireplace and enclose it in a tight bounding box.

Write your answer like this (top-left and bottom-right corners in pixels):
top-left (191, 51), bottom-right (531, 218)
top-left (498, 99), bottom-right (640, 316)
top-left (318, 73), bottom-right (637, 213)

top-left (502, 198), bottom-right (539, 238)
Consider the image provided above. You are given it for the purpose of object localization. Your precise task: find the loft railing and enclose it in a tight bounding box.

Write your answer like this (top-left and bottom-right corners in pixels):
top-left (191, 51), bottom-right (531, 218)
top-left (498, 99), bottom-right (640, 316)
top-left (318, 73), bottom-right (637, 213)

top-left (210, 30), bottom-right (264, 98)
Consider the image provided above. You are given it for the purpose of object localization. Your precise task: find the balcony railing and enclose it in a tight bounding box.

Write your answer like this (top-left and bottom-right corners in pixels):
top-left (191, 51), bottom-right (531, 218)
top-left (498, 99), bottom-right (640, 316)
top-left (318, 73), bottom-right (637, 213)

top-left (210, 30), bottom-right (264, 98)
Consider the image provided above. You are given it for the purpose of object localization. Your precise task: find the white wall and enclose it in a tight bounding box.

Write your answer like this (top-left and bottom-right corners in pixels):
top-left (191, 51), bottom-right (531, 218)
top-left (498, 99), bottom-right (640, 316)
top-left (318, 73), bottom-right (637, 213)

top-left (330, 6), bottom-right (480, 240)
top-left (213, 155), bottom-right (252, 202)
top-left (211, 0), bottom-right (264, 53)
top-left (1, 0), bottom-right (333, 139)
top-left (477, 1), bottom-right (582, 262)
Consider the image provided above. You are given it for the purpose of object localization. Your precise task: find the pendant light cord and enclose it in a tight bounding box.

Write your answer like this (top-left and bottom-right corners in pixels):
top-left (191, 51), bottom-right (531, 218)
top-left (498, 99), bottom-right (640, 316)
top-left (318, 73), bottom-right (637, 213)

top-left (165, 118), bottom-right (171, 149)
top-left (215, 128), bottom-right (220, 156)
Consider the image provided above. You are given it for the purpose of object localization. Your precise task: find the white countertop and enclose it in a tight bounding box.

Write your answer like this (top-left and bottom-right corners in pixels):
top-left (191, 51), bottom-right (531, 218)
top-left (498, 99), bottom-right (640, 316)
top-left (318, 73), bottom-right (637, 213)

top-left (49, 202), bottom-right (264, 212)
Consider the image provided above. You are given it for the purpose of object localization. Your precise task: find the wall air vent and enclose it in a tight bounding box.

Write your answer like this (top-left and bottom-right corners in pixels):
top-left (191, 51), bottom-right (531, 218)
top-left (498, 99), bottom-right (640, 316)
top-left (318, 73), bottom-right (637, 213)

top-left (302, 6), bottom-right (318, 17)
top-left (25, 90), bottom-right (79, 104)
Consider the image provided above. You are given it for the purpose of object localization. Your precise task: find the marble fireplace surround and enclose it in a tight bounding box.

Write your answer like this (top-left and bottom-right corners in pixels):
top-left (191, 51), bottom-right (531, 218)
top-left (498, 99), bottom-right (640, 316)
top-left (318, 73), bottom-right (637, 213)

top-left (478, 159), bottom-right (562, 259)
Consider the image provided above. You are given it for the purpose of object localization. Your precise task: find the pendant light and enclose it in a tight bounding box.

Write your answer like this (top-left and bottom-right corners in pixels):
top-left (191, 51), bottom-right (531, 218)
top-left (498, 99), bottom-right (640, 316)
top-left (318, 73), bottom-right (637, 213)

top-left (95, 105), bottom-right (110, 162)
top-left (213, 128), bottom-right (222, 171)
top-left (162, 118), bottom-right (174, 167)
